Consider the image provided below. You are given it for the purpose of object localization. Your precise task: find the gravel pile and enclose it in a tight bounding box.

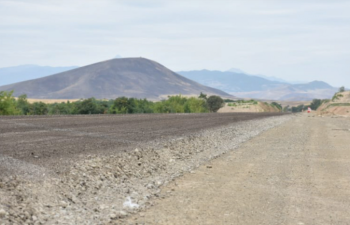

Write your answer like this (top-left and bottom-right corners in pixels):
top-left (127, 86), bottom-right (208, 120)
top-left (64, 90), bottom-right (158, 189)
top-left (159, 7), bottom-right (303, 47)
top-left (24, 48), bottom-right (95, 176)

top-left (0, 115), bottom-right (292, 225)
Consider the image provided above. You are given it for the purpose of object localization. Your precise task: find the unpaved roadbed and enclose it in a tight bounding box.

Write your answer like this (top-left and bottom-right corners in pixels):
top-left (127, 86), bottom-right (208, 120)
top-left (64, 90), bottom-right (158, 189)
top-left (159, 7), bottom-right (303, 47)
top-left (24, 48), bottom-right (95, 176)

top-left (0, 114), bottom-right (290, 224)
top-left (125, 114), bottom-right (350, 224)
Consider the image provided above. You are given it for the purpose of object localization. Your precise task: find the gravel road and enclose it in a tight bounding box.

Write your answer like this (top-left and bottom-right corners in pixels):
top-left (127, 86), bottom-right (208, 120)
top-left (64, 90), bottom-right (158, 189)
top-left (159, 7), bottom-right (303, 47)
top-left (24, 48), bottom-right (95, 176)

top-left (125, 114), bottom-right (350, 225)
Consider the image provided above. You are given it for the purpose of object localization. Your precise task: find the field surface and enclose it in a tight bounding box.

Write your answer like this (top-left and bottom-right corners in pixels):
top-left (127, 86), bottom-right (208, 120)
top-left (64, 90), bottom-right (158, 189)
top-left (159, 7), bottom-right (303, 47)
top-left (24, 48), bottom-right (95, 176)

top-left (0, 113), bottom-right (281, 174)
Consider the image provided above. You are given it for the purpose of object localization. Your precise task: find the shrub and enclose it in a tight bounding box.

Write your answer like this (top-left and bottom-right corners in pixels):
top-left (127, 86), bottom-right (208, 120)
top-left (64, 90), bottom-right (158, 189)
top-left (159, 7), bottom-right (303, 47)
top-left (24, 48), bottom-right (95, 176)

top-left (310, 99), bottom-right (322, 110)
top-left (0, 91), bottom-right (19, 115)
top-left (207, 95), bottom-right (224, 112)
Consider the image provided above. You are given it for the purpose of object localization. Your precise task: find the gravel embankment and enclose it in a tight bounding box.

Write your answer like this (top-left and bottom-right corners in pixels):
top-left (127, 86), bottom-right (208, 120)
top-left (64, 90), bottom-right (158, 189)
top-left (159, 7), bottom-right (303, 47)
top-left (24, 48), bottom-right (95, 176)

top-left (0, 114), bottom-right (292, 225)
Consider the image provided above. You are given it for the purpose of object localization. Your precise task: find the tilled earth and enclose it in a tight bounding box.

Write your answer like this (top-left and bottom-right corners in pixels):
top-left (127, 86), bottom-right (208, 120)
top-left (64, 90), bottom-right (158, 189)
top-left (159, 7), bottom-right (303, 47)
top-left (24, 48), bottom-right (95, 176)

top-left (0, 113), bottom-right (282, 173)
top-left (0, 113), bottom-right (289, 224)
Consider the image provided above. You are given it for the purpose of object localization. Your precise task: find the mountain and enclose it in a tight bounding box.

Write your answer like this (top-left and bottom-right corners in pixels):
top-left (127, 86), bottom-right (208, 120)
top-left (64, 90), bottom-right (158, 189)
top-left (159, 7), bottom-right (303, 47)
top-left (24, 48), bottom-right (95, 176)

top-left (0, 65), bottom-right (78, 86)
top-left (0, 58), bottom-right (231, 100)
top-left (253, 74), bottom-right (291, 83)
top-left (177, 70), bottom-right (337, 101)
top-left (291, 81), bottom-right (333, 91)
top-left (177, 70), bottom-right (285, 92)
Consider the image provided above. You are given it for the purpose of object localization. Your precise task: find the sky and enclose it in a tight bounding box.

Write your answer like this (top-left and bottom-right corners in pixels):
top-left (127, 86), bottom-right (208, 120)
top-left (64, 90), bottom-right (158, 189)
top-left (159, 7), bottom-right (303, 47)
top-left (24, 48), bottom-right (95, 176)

top-left (0, 0), bottom-right (349, 87)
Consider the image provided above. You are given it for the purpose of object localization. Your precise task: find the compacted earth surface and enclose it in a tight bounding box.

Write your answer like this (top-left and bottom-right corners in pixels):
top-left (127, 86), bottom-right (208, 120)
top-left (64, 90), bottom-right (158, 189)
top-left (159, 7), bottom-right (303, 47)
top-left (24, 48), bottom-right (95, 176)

top-left (125, 114), bottom-right (350, 225)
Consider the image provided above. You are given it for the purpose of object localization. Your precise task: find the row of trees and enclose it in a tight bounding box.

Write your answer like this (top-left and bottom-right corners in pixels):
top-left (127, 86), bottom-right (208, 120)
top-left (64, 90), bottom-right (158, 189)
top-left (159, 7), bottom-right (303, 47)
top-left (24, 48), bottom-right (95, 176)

top-left (287, 98), bottom-right (326, 113)
top-left (0, 91), bottom-right (225, 116)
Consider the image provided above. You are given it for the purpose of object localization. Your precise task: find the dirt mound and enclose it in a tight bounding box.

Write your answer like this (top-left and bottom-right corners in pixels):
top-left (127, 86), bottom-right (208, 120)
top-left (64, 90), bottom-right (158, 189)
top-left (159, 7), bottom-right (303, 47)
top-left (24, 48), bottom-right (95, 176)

top-left (317, 91), bottom-right (350, 117)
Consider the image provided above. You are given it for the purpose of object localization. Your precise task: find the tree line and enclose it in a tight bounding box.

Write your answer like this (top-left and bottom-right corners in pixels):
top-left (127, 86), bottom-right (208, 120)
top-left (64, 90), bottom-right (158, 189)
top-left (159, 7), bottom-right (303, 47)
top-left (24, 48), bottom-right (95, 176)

top-left (0, 91), bottom-right (224, 116)
top-left (286, 87), bottom-right (347, 113)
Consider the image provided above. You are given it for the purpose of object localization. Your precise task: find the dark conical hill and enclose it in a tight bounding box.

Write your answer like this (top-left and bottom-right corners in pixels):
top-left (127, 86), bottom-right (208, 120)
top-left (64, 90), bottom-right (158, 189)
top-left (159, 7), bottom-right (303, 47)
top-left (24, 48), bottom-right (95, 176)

top-left (0, 58), bottom-right (231, 99)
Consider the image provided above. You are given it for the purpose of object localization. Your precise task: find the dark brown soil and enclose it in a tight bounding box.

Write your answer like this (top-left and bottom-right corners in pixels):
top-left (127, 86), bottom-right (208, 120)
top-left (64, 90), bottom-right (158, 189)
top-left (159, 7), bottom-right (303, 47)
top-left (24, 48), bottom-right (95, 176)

top-left (0, 113), bottom-right (283, 172)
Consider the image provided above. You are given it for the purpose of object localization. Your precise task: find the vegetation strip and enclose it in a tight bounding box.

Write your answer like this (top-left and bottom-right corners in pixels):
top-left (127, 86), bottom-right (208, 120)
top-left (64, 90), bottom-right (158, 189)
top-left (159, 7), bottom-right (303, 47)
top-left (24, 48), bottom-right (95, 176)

top-left (0, 91), bottom-right (225, 115)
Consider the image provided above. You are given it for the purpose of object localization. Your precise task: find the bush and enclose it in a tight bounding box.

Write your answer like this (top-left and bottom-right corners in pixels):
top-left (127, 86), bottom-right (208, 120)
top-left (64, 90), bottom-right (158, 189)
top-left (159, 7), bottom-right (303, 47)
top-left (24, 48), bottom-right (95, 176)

top-left (271, 102), bottom-right (282, 111)
top-left (310, 99), bottom-right (322, 110)
top-left (291, 104), bottom-right (308, 113)
top-left (0, 91), bottom-right (19, 115)
top-left (207, 95), bottom-right (224, 112)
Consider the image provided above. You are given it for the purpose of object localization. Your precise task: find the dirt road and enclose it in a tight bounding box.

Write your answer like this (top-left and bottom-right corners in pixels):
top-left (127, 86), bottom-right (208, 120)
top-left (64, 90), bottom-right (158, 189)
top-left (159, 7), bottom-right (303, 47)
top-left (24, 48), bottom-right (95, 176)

top-left (125, 114), bottom-right (350, 225)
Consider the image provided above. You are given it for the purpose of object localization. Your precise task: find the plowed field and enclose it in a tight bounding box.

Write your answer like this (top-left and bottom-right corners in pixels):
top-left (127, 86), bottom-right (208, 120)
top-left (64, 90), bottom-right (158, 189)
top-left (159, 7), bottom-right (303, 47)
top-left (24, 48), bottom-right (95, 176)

top-left (0, 113), bottom-right (282, 173)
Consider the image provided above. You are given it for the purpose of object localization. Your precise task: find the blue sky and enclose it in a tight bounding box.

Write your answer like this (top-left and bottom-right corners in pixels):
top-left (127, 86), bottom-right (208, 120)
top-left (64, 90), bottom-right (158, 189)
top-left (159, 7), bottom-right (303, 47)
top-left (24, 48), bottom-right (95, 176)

top-left (0, 0), bottom-right (349, 87)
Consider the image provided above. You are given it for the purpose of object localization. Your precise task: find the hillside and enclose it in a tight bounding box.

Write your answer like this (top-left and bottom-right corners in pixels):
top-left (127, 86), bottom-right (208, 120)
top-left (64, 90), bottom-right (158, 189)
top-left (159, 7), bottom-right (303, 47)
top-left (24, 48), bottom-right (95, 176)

top-left (178, 70), bottom-right (337, 100)
top-left (218, 100), bottom-right (281, 113)
top-left (0, 58), bottom-right (231, 100)
top-left (317, 91), bottom-right (350, 117)
top-left (0, 65), bottom-right (78, 86)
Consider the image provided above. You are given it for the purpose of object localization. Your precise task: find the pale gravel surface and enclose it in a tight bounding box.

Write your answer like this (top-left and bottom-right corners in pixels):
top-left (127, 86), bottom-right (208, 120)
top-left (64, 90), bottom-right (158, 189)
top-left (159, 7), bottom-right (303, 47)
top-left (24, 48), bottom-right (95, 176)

top-left (125, 114), bottom-right (350, 225)
top-left (0, 114), bottom-right (291, 225)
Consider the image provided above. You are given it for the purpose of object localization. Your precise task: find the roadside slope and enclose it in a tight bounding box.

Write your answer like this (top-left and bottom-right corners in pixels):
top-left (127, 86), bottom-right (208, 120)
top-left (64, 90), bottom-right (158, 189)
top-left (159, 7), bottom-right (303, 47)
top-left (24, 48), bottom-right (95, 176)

top-left (317, 91), bottom-right (350, 117)
top-left (126, 114), bottom-right (350, 224)
top-left (219, 101), bottom-right (281, 113)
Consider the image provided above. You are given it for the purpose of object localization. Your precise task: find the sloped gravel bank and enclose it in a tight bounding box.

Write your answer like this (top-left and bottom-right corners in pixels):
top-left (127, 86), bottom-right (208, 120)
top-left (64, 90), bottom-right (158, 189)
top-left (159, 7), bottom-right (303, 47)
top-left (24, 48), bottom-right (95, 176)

top-left (0, 115), bottom-right (292, 225)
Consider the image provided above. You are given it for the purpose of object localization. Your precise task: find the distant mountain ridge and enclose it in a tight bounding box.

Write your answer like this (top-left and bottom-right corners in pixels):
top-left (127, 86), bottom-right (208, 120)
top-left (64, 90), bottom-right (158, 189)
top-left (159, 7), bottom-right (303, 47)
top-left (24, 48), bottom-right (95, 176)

top-left (177, 70), bottom-right (287, 93)
top-left (178, 70), bottom-right (337, 100)
top-left (0, 58), bottom-right (231, 100)
top-left (0, 65), bottom-right (78, 86)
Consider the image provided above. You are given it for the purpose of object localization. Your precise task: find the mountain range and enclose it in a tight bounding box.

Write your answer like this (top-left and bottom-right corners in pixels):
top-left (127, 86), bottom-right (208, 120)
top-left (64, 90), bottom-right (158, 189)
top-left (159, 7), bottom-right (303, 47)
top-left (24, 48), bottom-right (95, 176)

top-left (178, 70), bottom-right (337, 101)
top-left (0, 58), bottom-right (230, 100)
top-left (0, 60), bottom-right (338, 101)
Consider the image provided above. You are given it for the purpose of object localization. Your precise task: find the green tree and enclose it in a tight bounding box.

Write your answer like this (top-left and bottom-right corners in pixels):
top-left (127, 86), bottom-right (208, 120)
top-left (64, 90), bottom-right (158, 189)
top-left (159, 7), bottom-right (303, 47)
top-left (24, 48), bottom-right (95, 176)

top-left (76, 98), bottom-right (99, 114)
top-left (30, 102), bottom-right (48, 115)
top-left (16, 94), bottom-right (30, 115)
top-left (0, 91), bottom-right (19, 115)
top-left (111, 97), bottom-right (130, 114)
top-left (207, 95), bottom-right (224, 112)
top-left (339, 86), bottom-right (345, 92)
top-left (199, 92), bottom-right (207, 100)
top-left (310, 99), bottom-right (322, 110)
top-left (291, 104), bottom-right (308, 113)
top-left (184, 97), bottom-right (208, 113)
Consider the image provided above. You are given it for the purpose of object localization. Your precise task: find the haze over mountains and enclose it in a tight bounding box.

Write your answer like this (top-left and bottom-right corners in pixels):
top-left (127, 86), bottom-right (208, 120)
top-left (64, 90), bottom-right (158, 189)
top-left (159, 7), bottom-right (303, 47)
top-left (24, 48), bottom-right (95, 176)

top-left (178, 70), bottom-right (337, 101)
top-left (0, 58), bottom-right (230, 100)
top-left (0, 65), bottom-right (78, 86)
